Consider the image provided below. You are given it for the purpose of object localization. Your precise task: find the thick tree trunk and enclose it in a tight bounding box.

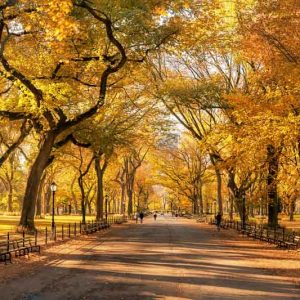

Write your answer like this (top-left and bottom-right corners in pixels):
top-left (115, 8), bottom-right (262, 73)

top-left (7, 182), bottom-right (13, 212)
top-left (70, 177), bottom-right (78, 214)
top-left (36, 173), bottom-right (46, 217)
top-left (229, 194), bottom-right (234, 221)
top-left (215, 168), bottom-right (223, 214)
top-left (267, 145), bottom-right (280, 228)
top-left (44, 186), bottom-right (51, 214)
top-left (127, 182), bottom-right (133, 216)
top-left (95, 156), bottom-right (104, 220)
top-left (19, 132), bottom-right (55, 230)
top-left (198, 182), bottom-right (203, 215)
top-left (120, 184), bottom-right (126, 214)
top-left (78, 175), bottom-right (86, 224)
top-left (193, 196), bottom-right (199, 214)
top-left (209, 154), bottom-right (223, 214)
top-left (289, 199), bottom-right (296, 221)
top-left (227, 171), bottom-right (247, 224)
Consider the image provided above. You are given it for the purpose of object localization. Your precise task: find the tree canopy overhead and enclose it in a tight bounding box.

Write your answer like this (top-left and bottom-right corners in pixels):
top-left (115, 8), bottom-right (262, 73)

top-left (0, 0), bottom-right (299, 229)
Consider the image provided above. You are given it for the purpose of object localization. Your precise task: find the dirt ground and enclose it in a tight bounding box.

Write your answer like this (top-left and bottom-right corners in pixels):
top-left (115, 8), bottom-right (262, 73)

top-left (0, 216), bottom-right (299, 300)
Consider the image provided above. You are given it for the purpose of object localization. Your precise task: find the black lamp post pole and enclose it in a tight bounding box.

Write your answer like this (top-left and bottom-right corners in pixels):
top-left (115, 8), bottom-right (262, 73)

top-left (52, 190), bottom-right (55, 229)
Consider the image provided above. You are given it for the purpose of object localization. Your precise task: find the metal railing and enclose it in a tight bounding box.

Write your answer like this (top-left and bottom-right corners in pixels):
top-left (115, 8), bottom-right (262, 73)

top-left (209, 218), bottom-right (299, 248)
top-left (0, 215), bottom-right (128, 249)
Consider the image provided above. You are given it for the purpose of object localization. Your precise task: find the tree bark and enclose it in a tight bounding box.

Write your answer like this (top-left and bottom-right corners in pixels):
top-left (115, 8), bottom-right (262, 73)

top-left (215, 168), bottom-right (223, 214)
top-left (227, 170), bottom-right (248, 223)
top-left (36, 173), bottom-right (46, 217)
top-left (229, 194), bottom-right (234, 221)
top-left (44, 185), bottom-right (51, 214)
top-left (7, 181), bottom-right (13, 212)
top-left (198, 181), bottom-right (203, 215)
top-left (78, 174), bottom-right (86, 224)
top-left (19, 132), bottom-right (56, 230)
top-left (70, 176), bottom-right (78, 214)
top-left (127, 177), bottom-right (134, 216)
top-left (267, 145), bottom-right (280, 228)
top-left (121, 184), bottom-right (126, 214)
top-left (95, 156), bottom-right (104, 220)
top-left (289, 199), bottom-right (296, 221)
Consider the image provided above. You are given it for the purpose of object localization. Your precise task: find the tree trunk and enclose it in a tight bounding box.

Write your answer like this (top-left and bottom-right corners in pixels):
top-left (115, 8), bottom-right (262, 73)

top-left (227, 171), bottom-right (247, 223)
top-left (289, 199), bottom-right (296, 221)
top-left (19, 132), bottom-right (56, 230)
top-left (127, 181), bottom-right (133, 216)
top-left (36, 173), bottom-right (46, 217)
top-left (70, 176), bottom-right (78, 214)
top-left (215, 169), bottom-right (223, 213)
top-left (229, 194), bottom-right (234, 221)
top-left (86, 199), bottom-right (92, 215)
top-left (7, 181), bottom-right (13, 212)
top-left (120, 184), bottom-right (126, 214)
top-left (44, 185), bottom-right (51, 214)
top-left (198, 181), bottom-right (203, 215)
top-left (95, 156), bottom-right (104, 220)
top-left (267, 145), bottom-right (280, 228)
top-left (78, 174), bottom-right (86, 224)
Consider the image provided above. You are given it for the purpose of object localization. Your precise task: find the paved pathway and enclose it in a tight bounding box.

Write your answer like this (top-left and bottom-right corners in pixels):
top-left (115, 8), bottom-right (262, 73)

top-left (1, 216), bottom-right (299, 299)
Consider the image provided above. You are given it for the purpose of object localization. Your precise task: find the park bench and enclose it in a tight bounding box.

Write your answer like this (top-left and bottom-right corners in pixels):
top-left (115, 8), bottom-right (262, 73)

top-left (14, 238), bottom-right (40, 257)
top-left (83, 223), bottom-right (98, 234)
top-left (196, 216), bottom-right (206, 223)
top-left (209, 218), bottom-right (300, 250)
top-left (0, 237), bottom-right (40, 264)
top-left (83, 221), bottom-right (109, 234)
top-left (0, 242), bottom-right (12, 264)
top-left (20, 238), bottom-right (40, 254)
top-left (279, 233), bottom-right (300, 249)
top-left (220, 221), bottom-right (230, 229)
top-left (245, 226), bottom-right (258, 239)
top-left (260, 228), bottom-right (270, 242)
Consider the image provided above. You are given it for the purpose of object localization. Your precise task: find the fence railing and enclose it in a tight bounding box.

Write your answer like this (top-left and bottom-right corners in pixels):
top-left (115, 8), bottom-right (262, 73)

top-left (0, 215), bottom-right (128, 248)
top-left (209, 217), bottom-right (300, 248)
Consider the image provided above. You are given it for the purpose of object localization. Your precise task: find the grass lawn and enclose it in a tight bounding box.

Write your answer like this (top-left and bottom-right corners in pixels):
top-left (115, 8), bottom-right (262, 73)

top-left (0, 215), bottom-right (96, 233)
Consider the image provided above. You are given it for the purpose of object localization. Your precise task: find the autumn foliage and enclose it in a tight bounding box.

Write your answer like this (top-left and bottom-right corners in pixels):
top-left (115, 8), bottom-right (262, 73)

top-left (0, 0), bottom-right (299, 229)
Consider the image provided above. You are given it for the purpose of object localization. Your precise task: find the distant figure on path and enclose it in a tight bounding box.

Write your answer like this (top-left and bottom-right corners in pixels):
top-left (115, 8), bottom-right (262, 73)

top-left (139, 212), bottom-right (144, 223)
top-left (135, 212), bottom-right (139, 223)
top-left (216, 212), bottom-right (222, 231)
top-left (153, 213), bottom-right (157, 220)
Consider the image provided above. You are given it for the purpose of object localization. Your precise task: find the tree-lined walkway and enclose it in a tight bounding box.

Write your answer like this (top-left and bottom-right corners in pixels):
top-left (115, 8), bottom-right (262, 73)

top-left (1, 216), bottom-right (299, 299)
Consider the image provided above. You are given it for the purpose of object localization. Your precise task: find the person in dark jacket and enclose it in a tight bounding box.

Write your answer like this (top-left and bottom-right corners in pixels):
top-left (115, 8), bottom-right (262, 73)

top-left (139, 212), bottom-right (144, 223)
top-left (216, 212), bottom-right (222, 231)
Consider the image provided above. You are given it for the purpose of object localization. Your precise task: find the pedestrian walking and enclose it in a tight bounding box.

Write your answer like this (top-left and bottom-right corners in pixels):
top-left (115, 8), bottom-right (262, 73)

top-left (153, 212), bottom-right (157, 220)
top-left (139, 211), bottom-right (144, 223)
top-left (135, 212), bottom-right (139, 223)
top-left (216, 212), bottom-right (222, 231)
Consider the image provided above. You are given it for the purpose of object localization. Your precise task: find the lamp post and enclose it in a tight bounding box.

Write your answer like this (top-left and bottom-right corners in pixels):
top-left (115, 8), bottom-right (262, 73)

top-left (105, 194), bottom-right (108, 222)
top-left (50, 182), bottom-right (57, 231)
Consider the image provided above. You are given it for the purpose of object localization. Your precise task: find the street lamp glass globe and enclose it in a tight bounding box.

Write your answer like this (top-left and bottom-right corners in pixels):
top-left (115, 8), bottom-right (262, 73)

top-left (50, 182), bottom-right (57, 192)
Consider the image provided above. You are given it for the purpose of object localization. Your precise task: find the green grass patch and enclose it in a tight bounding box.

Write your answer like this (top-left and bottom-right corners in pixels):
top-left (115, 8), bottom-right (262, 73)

top-left (0, 215), bottom-right (96, 233)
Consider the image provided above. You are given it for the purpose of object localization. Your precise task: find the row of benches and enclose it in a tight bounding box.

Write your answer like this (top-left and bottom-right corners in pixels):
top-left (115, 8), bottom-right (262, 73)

top-left (0, 221), bottom-right (110, 264)
top-left (0, 238), bottom-right (40, 264)
top-left (82, 221), bottom-right (110, 234)
top-left (211, 219), bottom-right (300, 249)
